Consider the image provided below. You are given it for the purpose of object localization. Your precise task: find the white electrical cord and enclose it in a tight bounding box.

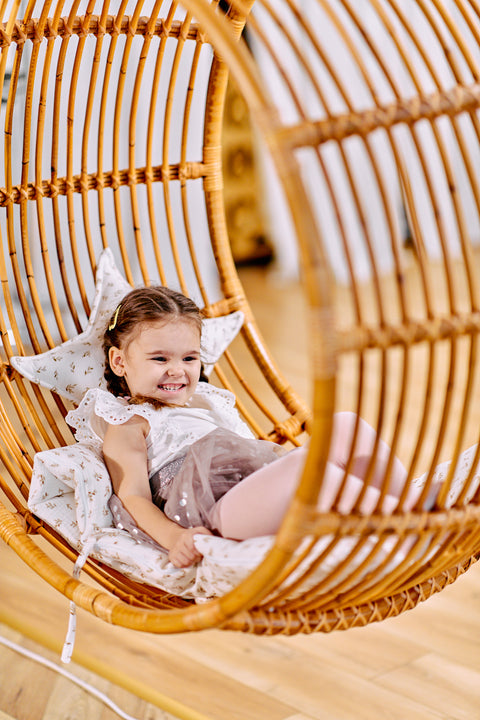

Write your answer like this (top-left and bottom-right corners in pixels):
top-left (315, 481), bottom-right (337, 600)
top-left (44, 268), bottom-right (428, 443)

top-left (0, 633), bottom-right (143, 720)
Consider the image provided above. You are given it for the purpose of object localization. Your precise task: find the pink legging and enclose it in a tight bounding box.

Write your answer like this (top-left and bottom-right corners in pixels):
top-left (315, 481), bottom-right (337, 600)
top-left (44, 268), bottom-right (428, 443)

top-left (209, 412), bottom-right (414, 540)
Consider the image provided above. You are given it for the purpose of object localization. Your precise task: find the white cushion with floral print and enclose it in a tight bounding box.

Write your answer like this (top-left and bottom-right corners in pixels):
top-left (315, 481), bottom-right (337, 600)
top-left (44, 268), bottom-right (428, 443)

top-left (10, 248), bottom-right (244, 403)
top-left (26, 438), bottom-right (460, 601)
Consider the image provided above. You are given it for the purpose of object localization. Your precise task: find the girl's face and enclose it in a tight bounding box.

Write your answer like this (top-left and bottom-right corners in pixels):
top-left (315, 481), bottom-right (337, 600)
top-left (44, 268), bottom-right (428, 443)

top-left (108, 318), bottom-right (202, 405)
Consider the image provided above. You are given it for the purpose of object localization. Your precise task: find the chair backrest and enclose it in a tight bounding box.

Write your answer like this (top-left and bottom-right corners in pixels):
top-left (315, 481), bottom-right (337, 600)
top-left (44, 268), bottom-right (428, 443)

top-left (0, 0), bottom-right (311, 444)
top-left (0, 0), bottom-right (316, 634)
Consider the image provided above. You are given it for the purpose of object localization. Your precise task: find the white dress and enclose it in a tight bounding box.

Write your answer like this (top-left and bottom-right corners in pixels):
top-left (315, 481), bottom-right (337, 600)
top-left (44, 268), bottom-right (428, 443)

top-left (66, 383), bottom-right (284, 541)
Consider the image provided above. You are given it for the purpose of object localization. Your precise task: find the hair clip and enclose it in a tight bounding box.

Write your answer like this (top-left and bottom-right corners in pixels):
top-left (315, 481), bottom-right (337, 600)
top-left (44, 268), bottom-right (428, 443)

top-left (108, 304), bottom-right (121, 331)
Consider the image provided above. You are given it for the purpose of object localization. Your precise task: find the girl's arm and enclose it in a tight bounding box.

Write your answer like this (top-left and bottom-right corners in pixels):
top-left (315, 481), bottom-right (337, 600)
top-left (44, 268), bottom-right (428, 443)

top-left (103, 416), bottom-right (211, 567)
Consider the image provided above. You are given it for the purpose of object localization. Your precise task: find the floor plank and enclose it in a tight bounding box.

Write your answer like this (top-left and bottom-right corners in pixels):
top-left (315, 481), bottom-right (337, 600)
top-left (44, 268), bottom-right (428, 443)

top-left (375, 653), bottom-right (480, 720)
top-left (2, 539), bottom-right (480, 720)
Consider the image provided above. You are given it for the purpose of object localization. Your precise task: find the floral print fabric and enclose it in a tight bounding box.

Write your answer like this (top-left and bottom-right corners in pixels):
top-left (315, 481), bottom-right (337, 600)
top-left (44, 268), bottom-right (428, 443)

top-left (28, 439), bottom-right (480, 601)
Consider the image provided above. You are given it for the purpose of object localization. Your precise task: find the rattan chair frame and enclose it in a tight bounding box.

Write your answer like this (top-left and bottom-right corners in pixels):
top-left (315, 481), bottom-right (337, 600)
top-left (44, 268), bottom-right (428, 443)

top-left (1, 0), bottom-right (480, 639)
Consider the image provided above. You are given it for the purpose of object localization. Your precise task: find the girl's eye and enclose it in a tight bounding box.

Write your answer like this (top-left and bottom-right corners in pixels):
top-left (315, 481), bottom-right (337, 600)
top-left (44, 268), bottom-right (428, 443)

top-left (153, 356), bottom-right (167, 362)
top-left (183, 356), bottom-right (198, 362)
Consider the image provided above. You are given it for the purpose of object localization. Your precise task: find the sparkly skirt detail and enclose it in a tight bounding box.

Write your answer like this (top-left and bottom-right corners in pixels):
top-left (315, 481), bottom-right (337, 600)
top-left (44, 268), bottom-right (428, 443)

top-left (157, 428), bottom-right (285, 529)
top-left (108, 428), bottom-right (285, 550)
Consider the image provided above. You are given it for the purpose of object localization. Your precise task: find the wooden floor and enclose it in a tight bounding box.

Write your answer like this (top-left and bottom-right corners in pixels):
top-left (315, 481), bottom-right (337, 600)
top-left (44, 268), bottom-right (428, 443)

top-left (2, 264), bottom-right (480, 720)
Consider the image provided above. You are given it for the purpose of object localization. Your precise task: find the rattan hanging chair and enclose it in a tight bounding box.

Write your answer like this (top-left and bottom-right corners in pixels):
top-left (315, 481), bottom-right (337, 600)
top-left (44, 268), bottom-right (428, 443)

top-left (1, 0), bottom-right (480, 643)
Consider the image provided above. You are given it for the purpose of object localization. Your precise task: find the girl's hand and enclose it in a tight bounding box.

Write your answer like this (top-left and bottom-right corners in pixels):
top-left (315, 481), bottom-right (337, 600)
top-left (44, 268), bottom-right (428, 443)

top-left (168, 526), bottom-right (213, 568)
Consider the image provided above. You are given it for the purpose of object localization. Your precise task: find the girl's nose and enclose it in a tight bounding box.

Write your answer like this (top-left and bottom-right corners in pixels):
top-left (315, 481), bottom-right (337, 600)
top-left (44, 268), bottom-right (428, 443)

top-left (166, 363), bottom-right (183, 377)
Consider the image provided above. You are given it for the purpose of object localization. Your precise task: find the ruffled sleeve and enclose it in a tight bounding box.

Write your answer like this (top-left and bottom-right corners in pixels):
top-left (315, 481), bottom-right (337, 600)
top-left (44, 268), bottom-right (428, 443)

top-left (66, 384), bottom-right (254, 460)
top-left (66, 389), bottom-right (155, 448)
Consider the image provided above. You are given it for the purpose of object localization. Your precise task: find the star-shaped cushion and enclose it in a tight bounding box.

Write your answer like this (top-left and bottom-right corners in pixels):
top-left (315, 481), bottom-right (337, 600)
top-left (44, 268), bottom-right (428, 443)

top-left (10, 248), bottom-right (244, 403)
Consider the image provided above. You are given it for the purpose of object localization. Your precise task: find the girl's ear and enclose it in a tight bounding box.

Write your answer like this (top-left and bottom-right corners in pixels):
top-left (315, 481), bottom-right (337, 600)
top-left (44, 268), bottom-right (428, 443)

top-left (108, 347), bottom-right (126, 377)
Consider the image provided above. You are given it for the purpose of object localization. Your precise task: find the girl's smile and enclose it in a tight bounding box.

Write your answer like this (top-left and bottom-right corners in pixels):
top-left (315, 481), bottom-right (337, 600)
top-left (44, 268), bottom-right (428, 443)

top-left (108, 318), bottom-right (202, 405)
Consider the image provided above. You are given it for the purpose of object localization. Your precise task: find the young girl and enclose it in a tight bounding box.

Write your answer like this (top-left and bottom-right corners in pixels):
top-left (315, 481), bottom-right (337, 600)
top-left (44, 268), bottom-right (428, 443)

top-left (66, 286), bottom-right (427, 568)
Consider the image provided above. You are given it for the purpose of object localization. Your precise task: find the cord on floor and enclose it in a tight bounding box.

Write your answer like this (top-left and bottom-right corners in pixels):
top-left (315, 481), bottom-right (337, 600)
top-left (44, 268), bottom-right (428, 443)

top-left (0, 633), bottom-right (143, 720)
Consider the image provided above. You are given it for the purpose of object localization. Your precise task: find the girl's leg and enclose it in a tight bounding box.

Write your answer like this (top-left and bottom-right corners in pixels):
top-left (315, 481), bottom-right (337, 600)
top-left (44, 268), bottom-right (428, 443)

top-left (330, 413), bottom-right (437, 508)
top-left (208, 445), bottom-right (401, 541)
top-left (329, 412), bottom-right (408, 496)
top-left (208, 446), bottom-right (307, 538)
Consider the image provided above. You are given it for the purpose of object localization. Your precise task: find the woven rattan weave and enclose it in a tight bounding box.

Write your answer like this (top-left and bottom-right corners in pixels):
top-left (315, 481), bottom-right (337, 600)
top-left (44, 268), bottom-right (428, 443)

top-left (1, 0), bottom-right (480, 637)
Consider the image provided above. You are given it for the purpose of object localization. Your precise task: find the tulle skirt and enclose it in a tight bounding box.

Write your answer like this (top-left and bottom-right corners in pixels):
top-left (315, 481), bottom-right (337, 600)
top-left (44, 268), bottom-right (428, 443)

top-left (108, 427), bottom-right (285, 549)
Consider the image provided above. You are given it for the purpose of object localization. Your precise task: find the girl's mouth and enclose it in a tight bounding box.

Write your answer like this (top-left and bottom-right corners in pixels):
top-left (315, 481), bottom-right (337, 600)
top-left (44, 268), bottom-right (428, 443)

top-left (159, 384), bottom-right (186, 392)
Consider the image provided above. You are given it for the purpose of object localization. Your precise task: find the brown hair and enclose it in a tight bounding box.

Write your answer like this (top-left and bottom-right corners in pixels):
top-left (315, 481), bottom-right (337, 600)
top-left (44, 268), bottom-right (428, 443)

top-left (103, 285), bottom-right (208, 399)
